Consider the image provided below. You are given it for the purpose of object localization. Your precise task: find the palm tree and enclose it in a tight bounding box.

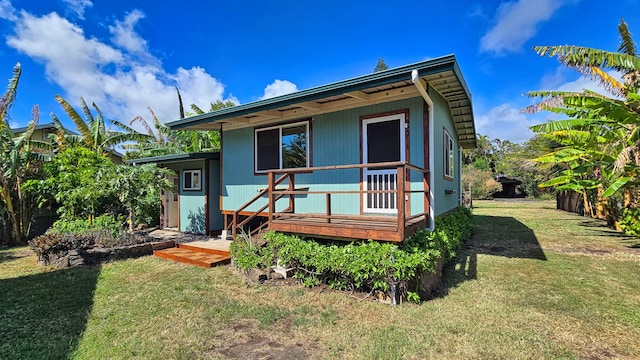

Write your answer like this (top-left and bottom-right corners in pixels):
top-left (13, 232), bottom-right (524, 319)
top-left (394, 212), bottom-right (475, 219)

top-left (525, 18), bottom-right (640, 220)
top-left (50, 95), bottom-right (149, 155)
top-left (124, 92), bottom-right (235, 159)
top-left (0, 63), bottom-right (49, 245)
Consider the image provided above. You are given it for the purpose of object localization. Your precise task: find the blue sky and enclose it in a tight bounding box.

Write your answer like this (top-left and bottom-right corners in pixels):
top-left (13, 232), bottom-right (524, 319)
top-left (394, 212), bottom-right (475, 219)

top-left (0, 0), bottom-right (637, 143)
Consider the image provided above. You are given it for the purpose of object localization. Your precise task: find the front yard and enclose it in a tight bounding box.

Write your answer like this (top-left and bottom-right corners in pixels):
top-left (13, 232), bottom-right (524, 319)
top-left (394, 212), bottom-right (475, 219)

top-left (1, 200), bottom-right (639, 359)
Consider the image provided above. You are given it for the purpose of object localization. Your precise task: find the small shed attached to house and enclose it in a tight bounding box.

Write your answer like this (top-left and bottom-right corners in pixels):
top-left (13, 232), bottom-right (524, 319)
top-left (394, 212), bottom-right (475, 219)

top-left (127, 152), bottom-right (223, 235)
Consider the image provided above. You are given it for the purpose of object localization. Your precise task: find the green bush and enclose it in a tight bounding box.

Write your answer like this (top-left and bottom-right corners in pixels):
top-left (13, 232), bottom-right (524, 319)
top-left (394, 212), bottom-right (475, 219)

top-left (619, 208), bottom-right (640, 237)
top-left (51, 214), bottom-right (125, 239)
top-left (231, 206), bottom-right (473, 301)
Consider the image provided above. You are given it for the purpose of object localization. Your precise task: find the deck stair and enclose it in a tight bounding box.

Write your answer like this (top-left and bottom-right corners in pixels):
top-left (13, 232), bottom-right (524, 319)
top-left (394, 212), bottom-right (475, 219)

top-left (153, 242), bottom-right (231, 268)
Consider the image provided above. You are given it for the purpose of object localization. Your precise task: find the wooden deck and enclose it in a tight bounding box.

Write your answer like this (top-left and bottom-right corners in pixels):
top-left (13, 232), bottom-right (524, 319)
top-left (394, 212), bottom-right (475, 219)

top-left (227, 162), bottom-right (430, 242)
top-left (270, 213), bottom-right (428, 242)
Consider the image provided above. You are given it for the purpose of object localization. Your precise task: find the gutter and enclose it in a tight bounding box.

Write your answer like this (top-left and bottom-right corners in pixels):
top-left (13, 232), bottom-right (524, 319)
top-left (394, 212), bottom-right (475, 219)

top-left (411, 70), bottom-right (436, 232)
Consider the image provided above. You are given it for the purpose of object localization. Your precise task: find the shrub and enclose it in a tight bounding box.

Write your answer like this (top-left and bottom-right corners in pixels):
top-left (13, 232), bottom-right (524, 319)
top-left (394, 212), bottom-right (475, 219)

top-left (231, 206), bottom-right (473, 301)
top-left (51, 214), bottom-right (125, 239)
top-left (619, 208), bottom-right (640, 237)
top-left (462, 165), bottom-right (501, 199)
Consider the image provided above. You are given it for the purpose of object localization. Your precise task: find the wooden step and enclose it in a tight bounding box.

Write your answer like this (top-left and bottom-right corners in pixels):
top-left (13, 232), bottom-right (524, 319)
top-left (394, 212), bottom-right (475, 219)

top-left (153, 247), bottom-right (231, 268)
top-left (177, 243), bottom-right (230, 256)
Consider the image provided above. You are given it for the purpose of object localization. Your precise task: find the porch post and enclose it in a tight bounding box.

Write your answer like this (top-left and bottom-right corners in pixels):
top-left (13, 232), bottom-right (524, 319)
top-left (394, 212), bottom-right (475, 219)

top-left (397, 165), bottom-right (406, 241)
top-left (268, 171), bottom-right (275, 225)
top-left (288, 173), bottom-right (295, 213)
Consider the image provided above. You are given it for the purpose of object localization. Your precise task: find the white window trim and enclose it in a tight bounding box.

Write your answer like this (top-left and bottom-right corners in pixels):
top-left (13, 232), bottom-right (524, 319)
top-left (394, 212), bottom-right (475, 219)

top-left (362, 113), bottom-right (406, 164)
top-left (444, 129), bottom-right (454, 179)
top-left (254, 121), bottom-right (310, 173)
top-left (183, 169), bottom-right (202, 191)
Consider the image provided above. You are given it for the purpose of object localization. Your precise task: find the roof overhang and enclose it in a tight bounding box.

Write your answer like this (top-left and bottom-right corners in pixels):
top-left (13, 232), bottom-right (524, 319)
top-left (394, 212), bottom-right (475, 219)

top-left (125, 151), bottom-right (220, 165)
top-left (168, 55), bottom-right (477, 149)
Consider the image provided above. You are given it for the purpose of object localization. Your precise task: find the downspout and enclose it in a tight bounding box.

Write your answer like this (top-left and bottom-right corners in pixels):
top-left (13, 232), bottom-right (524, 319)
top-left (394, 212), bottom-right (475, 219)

top-left (411, 70), bottom-right (435, 232)
top-left (458, 146), bottom-right (463, 205)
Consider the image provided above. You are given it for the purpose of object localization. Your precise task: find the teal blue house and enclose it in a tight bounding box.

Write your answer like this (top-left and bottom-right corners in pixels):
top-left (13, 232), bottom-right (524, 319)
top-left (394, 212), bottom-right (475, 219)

top-left (165, 55), bottom-right (476, 241)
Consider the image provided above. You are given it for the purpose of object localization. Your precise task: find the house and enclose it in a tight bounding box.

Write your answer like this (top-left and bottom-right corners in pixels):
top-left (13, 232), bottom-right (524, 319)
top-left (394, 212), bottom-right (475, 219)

top-left (161, 55), bottom-right (476, 242)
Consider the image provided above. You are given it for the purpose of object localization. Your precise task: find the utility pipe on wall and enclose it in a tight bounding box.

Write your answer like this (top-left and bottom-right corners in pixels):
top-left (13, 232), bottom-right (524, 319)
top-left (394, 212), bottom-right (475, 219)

top-left (411, 70), bottom-right (435, 232)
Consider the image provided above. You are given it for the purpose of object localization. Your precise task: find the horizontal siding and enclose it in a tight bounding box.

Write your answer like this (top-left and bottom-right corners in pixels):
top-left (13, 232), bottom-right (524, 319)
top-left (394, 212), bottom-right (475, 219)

top-left (431, 88), bottom-right (461, 216)
top-left (221, 97), bottom-right (427, 217)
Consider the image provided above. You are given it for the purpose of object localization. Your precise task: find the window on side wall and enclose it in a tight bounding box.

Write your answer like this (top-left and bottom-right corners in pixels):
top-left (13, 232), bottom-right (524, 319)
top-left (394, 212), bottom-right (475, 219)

top-left (255, 121), bottom-right (309, 173)
top-left (444, 129), bottom-right (454, 179)
top-left (183, 169), bottom-right (201, 191)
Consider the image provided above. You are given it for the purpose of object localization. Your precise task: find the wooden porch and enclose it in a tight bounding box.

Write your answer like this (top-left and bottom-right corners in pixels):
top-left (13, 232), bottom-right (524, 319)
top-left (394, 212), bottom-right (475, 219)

top-left (225, 162), bottom-right (430, 242)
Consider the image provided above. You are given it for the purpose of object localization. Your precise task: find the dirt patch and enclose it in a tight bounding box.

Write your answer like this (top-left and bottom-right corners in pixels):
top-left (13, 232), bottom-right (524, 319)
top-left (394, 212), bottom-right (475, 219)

top-left (219, 335), bottom-right (308, 360)
top-left (212, 318), bottom-right (319, 360)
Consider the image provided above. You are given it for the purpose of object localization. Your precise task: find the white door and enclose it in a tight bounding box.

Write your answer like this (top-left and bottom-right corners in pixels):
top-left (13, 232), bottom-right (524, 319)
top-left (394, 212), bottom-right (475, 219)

top-left (165, 176), bottom-right (179, 228)
top-left (362, 114), bottom-right (406, 213)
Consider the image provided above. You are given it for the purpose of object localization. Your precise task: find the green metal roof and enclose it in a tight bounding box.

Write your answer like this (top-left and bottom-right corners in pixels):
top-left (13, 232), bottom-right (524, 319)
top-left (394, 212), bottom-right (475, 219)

top-left (168, 55), bottom-right (477, 148)
top-left (125, 151), bottom-right (219, 165)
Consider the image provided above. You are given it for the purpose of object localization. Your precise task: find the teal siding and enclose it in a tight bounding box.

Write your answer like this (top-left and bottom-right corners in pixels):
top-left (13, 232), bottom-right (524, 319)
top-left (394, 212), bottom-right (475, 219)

top-left (164, 160), bottom-right (209, 234)
top-left (208, 159), bottom-right (224, 231)
top-left (431, 88), bottom-right (461, 216)
top-left (221, 97), bottom-right (428, 216)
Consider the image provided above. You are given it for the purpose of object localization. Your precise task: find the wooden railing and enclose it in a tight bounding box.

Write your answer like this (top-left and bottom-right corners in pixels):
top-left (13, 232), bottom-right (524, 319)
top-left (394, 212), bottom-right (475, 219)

top-left (227, 162), bottom-right (430, 240)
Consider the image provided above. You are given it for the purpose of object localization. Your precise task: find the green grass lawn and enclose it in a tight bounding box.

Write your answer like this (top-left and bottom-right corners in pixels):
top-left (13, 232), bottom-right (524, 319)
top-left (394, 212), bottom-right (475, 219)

top-left (1, 200), bottom-right (639, 359)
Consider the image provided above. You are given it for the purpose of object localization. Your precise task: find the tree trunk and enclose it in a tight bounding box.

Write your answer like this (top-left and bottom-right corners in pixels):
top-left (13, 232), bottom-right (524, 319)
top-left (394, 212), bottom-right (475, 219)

top-left (596, 185), bottom-right (606, 219)
top-left (582, 189), bottom-right (592, 218)
top-left (129, 203), bottom-right (135, 232)
top-left (1, 185), bottom-right (22, 245)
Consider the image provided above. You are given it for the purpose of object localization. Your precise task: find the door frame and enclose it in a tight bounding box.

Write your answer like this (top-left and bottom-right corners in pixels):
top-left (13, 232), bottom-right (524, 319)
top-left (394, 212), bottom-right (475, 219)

top-left (360, 110), bottom-right (409, 214)
top-left (164, 175), bottom-right (180, 229)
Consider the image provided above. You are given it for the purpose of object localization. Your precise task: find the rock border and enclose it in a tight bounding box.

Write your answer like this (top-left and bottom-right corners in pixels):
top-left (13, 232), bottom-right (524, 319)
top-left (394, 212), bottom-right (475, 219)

top-left (39, 240), bottom-right (175, 269)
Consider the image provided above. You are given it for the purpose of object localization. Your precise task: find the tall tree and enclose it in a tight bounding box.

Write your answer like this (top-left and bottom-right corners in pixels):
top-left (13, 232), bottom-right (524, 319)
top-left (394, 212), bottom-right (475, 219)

top-left (374, 58), bottom-right (389, 72)
top-left (525, 18), bottom-right (640, 222)
top-left (0, 64), bottom-right (48, 245)
top-left (50, 95), bottom-right (149, 155)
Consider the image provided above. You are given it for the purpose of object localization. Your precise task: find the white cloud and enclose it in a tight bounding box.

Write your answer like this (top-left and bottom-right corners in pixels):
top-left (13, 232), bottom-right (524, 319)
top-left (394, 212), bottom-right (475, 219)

top-left (480, 0), bottom-right (569, 54)
top-left (475, 103), bottom-right (537, 143)
top-left (261, 79), bottom-right (298, 100)
top-left (108, 10), bottom-right (147, 54)
top-left (63, 0), bottom-right (92, 20)
top-left (4, 7), bottom-right (234, 130)
top-left (0, 0), bottom-right (16, 21)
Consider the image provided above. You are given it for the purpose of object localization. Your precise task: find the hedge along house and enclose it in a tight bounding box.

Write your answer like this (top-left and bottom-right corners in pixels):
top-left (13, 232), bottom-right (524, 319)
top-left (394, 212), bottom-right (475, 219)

top-left (127, 152), bottom-right (223, 235)
top-left (167, 55), bottom-right (477, 242)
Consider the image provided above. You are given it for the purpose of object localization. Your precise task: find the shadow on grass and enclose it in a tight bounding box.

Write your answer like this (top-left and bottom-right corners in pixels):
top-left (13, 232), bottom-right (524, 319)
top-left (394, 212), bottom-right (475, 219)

top-left (0, 265), bottom-right (100, 359)
top-left (0, 247), bottom-right (32, 265)
top-left (435, 215), bottom-right (545, 298)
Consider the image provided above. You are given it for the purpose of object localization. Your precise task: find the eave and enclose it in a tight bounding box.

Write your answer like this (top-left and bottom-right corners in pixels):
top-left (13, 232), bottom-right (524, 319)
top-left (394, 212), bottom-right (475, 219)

top-left (125, 151), bottom-right (220, 165)
top-left (168, 55), bottom-right (477, 149)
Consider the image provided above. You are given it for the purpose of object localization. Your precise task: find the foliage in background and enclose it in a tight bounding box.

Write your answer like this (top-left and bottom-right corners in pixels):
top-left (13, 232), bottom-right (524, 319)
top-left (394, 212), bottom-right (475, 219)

top-left (125, 98), bottom-right (236, 159)
top-left (50, 95), bottom-right (148, 155)
top-left (101, 164), bottom-right (174, 231)
top-left (231, 207), bottom-right (472, 302)
top-left (525, 18), bottom-right (640, 233)
top-left (462, 134), bottom-right (558, 200)
top-left (39, 146), bottom-right (116, 220)
top-left (462, 164), bottom-right (501, 199)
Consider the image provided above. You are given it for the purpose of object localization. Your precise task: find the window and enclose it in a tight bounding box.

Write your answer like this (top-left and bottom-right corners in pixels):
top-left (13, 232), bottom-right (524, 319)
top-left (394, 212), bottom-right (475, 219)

top-left (444, 129), bottom-right (454, 179)
top-left (255, 121), bottom-right (309, 172)
top-left (183, 169), bottom-right (201, 191)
